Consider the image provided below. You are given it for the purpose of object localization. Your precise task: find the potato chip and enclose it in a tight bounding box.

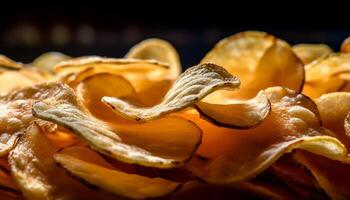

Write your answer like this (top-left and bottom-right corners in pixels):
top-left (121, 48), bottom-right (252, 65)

top-left (32, 85), bottom-right (202, 168)
top-left (303, 53), bottom-right (350, 98)
top-left (32, 52), bottom-right (71, 73)
top-left (201, 31), bottom-right (304, 99)
top-left (102, 63), bottom-right (240, 122)
top-left (9, 123), bottom-right (114, 200)
top-left (0, 82), bottom-right (73, 156)
top-left (294, 150), bottom-right (350, 200)
top-left (76, 73), bottom-right (137, 123)
top-left (341, 36), bottom-right (350, 53)
top-left (315, 92), bottom-right (350, 148)
top-left (54, 56), bottom-right (170, 80)
top-left (184, 87), bottom-right (348, 183)
top-left (195, 91), bottom-right (271, 128)
top-left (126, 38), bottom-right (182, 79)
top-left (54, 147), bottom-right (180, 199)
top-left (293, 44), bottom-right (333, 64)
top-left (0, 54), bottom-right (23, 70)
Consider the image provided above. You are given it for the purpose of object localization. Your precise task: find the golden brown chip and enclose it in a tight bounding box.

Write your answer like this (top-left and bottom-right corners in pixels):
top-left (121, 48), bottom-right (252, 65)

top-left (9, 123), bottom-right (114, 200)
top-left (32, 85), bottom-right (202, 169)
top-left (54, 147), bottom-right (180, 199)
top-left (102, 63), bottom-right (240, 122)
top-left (32, 52), bottom-right (71, 73)
top-left (315, 92), bottom-right (350, 148)
top-left (76, 72), bottom-right (137, 123)
top-left (126, 38), bottom-right (182, 79)
top-left (183, 87), bottom-right (348, 184)
top-left (341, 36), bottom-right (350, 53)
top-left (293, 44), bottom-right (333, 64)
top-left (294, 150), bottom-right (350, 200)
top-left (304, 53), bottom-right (350, 98)
top-left (201, 31), bottom-right (304, 99)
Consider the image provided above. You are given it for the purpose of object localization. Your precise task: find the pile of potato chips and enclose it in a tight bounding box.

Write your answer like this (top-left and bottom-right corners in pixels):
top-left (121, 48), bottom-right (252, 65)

top-left (1, 31), bottom-right (350, 200)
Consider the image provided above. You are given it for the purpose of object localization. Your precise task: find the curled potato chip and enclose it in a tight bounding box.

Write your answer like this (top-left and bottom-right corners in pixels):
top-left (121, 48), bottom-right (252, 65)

top-left (294, 150), bottom-right (350, 200)
top-left (32, 85), bottom-right (202, 168)
top-left (76, 73), bottom-right (136, 123)
top-left (183, 87), bottom-right (348, 183)
top-left (293, 44), bottom-right (333, 64)
top-left (341, 36), bottom-right (350, 53)
top-left (195, 91), bottom-right (271, 128)
top-left (126, 38), bottom-right (182, 79)
top-left (201, 31), bottom-right (304, 99)
top-left (54, 147), bottom-right (180, 199)
top-left (102, 63), bottom-right (240, 122)
top-left (315, 92), bottom-right (350, 148)
top-left (0, 54), bottom-right (23, 70)
top-left (0, 82), bottom-right (72, 156)
top-left (54, 56), bottom-right (170, 79)
top-left (303, 54), bottom-right (350, 98)
top-left (32, 52), bottom-right (71, 73)
top-left (9, 123), bottom-right (114, 200)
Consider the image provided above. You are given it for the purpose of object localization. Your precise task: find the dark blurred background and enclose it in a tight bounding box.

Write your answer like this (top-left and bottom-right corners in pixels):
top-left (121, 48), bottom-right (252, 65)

top-left (1, 2), bottom-right (349, 68)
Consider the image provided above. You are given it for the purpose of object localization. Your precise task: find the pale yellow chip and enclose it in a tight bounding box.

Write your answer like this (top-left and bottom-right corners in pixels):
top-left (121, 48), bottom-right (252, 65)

top-left (195, 91), bottom-right (271, 128)
top-left (201, 31), bottom-right (304, 99)
top-left (102, 63), bottom-right (240, 122)
top-left (126, 38), bottom-right (182, 79)
top-left (54, 148), bottom-right (180, 199)
top-left (54, 56), bottom-right (170, 80)
top-left (293, 44), bottom-right (333, 64)
top-left (0, 82), bottom-right (72, 156)
top-left (9, 123), bottom-right (114, 200)
top-left (32, 85), bottom-right (202, 169)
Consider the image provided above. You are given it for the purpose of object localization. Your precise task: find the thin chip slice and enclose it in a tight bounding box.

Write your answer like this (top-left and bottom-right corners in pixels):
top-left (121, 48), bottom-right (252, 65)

top-left (54, 56), bottom-right (170, 80)
top-left (102, 63), bottom-right (240, 122)
top-left (315, 92), bottom-right (350, 148)
top-left (0, 55), bottom-right (23, 70)
top-left (32, 52), bottom-right (71, 73)
top-left (0, 189), bottom-right (22, 200)
top-left (32, 85), bottom-right (202, 168)
top-left (293, 44), bottom-right (333, 64)
top-left (341, 36), bottom-right (350, 53)
top-left (195, 91), bottom-right (271, 128)
top-left (9, 123), bottom-right (114, 200)
top-left (54, 148), bottom-right (180, 199)
top-left (183, 87), bottom-right (348, 183)
top-left (126, 38), bottom-right (182, 79)
top-left (76, 73), bottom-right (136, 123)
top-left (201, 31), bottom-right (304, 99)
top-left (294, 150), bottom-right (350, 200)
top-left (0, 82), bottom-right (72, 156)
top-left (303, 53), bottom-right (350, 98)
